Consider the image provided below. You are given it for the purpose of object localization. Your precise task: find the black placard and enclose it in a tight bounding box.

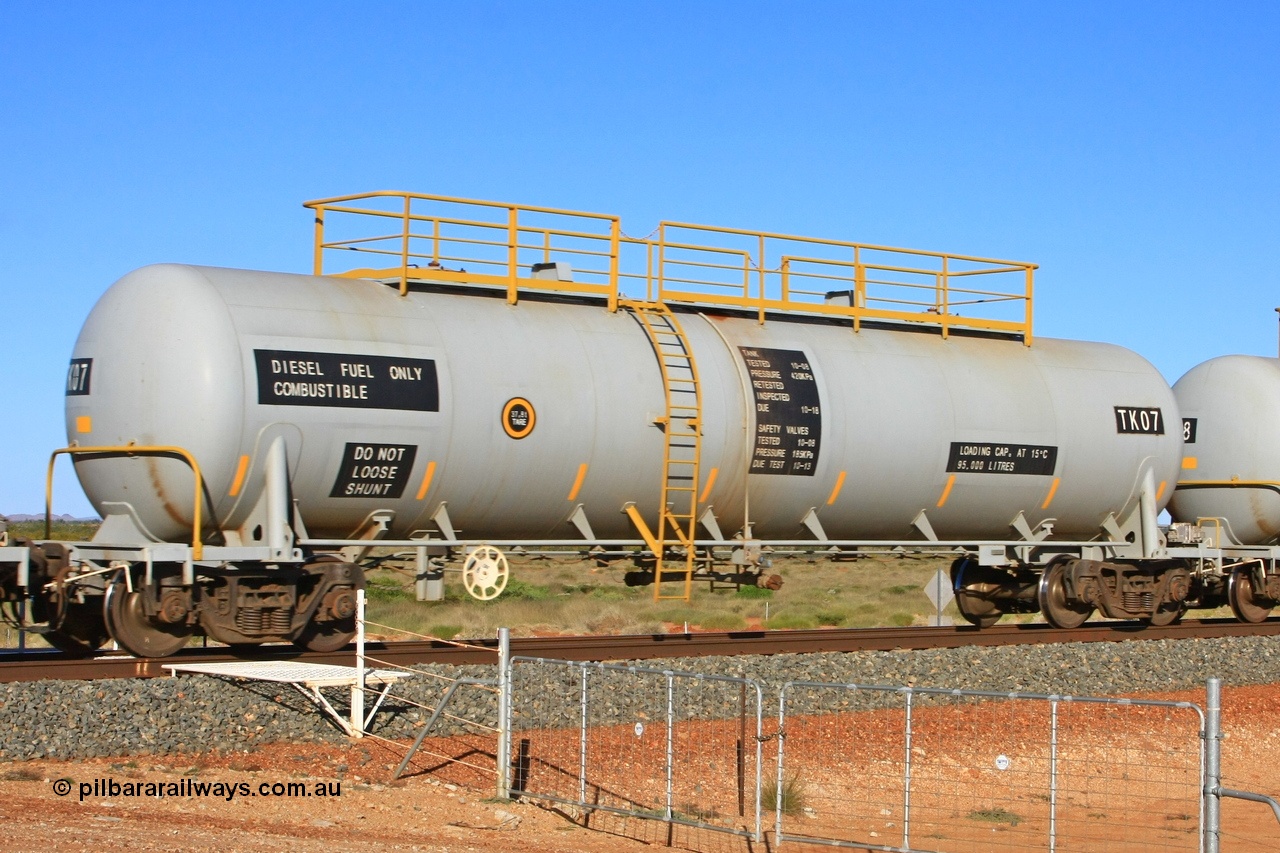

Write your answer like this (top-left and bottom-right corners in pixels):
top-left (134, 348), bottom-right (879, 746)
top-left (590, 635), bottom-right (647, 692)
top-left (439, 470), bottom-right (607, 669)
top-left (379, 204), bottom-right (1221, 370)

top-left (255, 350), bottom-right (438, 412)
top-left (946, 442), bottom-right (1057, 476)
top-left (66, 358), bottom-right (92, 396)
top-left (329, 443), bottom-right (418, 498)
top-left (740, 347), bottom-right (822, 476)
top-left (1114, 406), bottom-right (1164, 435)
top-left (1182, 418), bottom-right (1197, 444)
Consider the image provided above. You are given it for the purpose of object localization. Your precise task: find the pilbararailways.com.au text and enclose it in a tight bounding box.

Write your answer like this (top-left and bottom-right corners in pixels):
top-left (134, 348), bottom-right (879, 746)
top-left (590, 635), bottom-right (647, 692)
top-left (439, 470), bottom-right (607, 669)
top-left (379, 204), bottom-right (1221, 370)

top-left (53, 777), bottom-right (341, 802)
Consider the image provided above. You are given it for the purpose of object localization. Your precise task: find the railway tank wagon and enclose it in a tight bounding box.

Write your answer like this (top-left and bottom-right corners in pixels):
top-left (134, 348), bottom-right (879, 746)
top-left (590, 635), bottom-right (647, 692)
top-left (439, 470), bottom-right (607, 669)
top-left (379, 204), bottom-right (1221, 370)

top-left (1, 191), bottom-right (1230, 657)
top-left (70, 265), bottom-right (1181, 545)
top-left (1167, 355), bottom-right (1280, 621)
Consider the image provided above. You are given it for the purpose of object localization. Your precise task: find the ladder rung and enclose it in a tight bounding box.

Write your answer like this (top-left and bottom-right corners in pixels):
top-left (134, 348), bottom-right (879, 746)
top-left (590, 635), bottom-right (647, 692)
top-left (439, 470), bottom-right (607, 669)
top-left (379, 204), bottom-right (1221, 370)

top-left (628, 302), bottom-right (703, 557)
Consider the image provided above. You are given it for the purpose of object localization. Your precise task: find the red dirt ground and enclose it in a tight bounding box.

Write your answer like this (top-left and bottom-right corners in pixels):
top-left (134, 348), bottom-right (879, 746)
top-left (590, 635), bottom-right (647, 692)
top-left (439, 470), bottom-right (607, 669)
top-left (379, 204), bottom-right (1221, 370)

top-left (1, 683), bottom-right (1276, 852)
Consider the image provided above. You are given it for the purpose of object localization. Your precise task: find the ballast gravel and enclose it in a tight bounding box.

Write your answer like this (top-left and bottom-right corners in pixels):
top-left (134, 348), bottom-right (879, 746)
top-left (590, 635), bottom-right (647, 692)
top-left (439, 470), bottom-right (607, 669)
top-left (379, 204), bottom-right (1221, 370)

top-left (1, 634), bottom-right (1276, 760)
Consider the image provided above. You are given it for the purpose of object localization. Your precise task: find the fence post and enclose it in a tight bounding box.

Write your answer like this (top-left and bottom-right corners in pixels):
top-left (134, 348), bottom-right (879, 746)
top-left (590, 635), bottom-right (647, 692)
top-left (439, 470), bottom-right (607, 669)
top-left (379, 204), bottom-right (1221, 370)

top-left (351, 589), bottom-right (366, 738)
top-left (665, 672), bottom-right (676, 823)
top-left (1049, 699), bottom-right (1059, 853)
top-left (496, 627), bottom-right (511, 799)
top-left (902, 689), bottom-right (914, 850)
top-left (1205, 677), bottom-right (1222, 853)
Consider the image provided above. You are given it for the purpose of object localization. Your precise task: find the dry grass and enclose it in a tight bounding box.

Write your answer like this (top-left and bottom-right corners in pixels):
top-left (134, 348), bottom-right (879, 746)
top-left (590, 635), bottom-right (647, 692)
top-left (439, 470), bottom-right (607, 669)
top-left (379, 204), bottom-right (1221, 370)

top-left (362, 552), bottom-right (969, 641)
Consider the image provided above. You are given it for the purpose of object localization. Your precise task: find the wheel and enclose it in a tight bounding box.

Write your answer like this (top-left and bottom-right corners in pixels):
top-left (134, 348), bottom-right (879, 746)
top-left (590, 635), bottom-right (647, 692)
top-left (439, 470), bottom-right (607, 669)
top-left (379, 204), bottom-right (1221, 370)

top-left (40, 551), bottom-right (109, 656)
top-left (292, 561), bottom-right (364, 652)
top-left (44, 601), bottom-right (109, 657)
top-left (1228, 566), bottom-right (1274, 623)
top-left (103, 574), bottom-right (191, 658)
top-left (950, 557), bottom-right (1002, 628)
top-left (463, 545), bottom-right (509, 600)
top-left (1037, 558), bottom-right (1093, 629)
top-left (1147, 601), bottom-right (1186, 627)
top-left (1148, 567), bottom-right (1190, 626)
top-left (293, 617), bottom-right (357, 652)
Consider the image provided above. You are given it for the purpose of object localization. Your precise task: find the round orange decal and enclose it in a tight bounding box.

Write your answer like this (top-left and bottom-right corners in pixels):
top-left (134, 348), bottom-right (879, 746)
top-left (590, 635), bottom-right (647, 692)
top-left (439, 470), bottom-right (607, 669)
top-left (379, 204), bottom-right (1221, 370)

top-left (502, 397), bottom-right (536, 439)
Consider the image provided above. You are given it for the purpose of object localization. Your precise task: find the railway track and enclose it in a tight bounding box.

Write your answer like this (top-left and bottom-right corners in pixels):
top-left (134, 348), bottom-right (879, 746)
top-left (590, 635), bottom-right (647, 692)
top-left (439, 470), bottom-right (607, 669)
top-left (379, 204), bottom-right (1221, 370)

top-left (1, 617), bottom-right (1277, 684)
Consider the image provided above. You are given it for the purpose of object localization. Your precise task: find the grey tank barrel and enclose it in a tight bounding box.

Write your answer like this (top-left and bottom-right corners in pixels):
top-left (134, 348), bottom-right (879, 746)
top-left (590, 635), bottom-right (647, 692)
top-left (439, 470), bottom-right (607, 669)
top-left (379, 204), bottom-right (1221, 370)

top-left (66, 264), bottom-right (1181, 548)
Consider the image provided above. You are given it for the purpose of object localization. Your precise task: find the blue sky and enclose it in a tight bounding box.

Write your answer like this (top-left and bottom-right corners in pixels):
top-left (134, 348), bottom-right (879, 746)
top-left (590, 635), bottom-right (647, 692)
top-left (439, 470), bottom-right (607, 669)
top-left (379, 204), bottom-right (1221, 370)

top-left (2, 1), bottom-right (1277, 516)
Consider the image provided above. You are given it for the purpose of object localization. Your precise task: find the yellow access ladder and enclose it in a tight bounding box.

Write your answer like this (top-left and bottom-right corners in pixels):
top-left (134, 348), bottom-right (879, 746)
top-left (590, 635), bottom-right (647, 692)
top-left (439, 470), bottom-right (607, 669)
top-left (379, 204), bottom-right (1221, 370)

top-left (620, 300), bottom-right (703, 602)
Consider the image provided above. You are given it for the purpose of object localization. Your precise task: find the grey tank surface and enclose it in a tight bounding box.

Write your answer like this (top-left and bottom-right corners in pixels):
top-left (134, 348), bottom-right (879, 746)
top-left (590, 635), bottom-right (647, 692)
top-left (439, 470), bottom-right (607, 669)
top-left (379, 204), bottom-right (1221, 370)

top-left (66, 264), bottom-right (1182, 546)
top-left (1169, 355), bottom-right (1280, 545)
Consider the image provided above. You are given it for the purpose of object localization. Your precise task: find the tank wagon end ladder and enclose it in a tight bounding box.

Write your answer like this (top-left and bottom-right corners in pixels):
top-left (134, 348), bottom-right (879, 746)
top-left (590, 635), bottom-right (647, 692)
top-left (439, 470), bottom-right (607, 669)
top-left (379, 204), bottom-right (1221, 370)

top-left (621, 300), bottom-right (703, 602)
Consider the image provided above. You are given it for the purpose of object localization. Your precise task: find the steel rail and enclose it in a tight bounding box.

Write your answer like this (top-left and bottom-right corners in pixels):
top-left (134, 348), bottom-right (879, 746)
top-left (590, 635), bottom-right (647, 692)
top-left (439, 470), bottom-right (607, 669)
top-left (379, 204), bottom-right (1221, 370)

top-left (1, 617), bottom-right (1277, 684)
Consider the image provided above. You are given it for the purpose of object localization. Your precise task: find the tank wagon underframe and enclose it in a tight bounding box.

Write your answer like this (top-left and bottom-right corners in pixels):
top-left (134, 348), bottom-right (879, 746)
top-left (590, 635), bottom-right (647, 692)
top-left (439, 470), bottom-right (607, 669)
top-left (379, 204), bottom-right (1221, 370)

top-left (3, 528), bottom-right (1278, 658)
top-left (5, 189), bottom-right (1278, 658)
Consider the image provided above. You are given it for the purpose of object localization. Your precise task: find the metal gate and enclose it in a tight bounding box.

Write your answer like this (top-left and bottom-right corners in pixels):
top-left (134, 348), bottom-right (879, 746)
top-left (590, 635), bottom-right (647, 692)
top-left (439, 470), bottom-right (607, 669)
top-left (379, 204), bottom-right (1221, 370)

top-left (504, 657), bottom-right (764, 841)
top-left (776, 682), bottom-right (1206, 852)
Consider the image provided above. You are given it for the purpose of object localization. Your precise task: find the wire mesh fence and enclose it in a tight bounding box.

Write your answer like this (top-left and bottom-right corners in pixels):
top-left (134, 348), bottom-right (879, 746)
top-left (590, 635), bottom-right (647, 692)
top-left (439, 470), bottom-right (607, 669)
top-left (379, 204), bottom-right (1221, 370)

top-left (349, 601), bottom-right (506, 788)
top-left (776, 682), bottom-right (1206, 852)
top-left (505, 656), bottom-right (764, 840)
top-left (341, 598), bottom-right (1272, 851)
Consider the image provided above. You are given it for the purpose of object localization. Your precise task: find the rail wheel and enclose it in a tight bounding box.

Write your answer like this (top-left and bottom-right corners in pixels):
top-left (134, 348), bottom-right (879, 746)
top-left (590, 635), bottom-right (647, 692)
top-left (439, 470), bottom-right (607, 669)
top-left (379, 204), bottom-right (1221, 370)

top-left (1228, 566), bottom-right (1274, 623)
top-left (950, 557), bottom-right (1002, 628)
top-left (292, 559), bottom-right (363, 652)
top-left (45, 601), bottom-right (110, 657)
top-left (1148, 567), bottom-right (1190, 626)
top-left (463, 545), bottom-right (508, 601)
top-left (293, 617), bottom-right (356, 652)
top-left (1037, 557), bottom-right (1093, 629)
top-left (103, 573), bottom-right (191, 658)
top-left (44, 560), bottom-right (109, 656)
top-left (1147, 600), bottom-right (1186, 627)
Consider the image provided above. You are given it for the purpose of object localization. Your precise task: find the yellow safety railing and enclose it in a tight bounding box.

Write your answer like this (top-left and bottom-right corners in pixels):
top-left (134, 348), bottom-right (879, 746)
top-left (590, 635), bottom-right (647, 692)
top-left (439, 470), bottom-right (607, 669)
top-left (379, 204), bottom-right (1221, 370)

top-left (305, 191), bottom-right (1037, 344)
top-left (47, 445), bottom-right (208, 560)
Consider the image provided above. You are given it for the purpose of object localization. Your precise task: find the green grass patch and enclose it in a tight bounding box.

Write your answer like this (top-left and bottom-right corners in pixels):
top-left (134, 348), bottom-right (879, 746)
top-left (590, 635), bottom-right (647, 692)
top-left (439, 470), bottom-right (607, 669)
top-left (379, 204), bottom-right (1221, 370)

top-left (763, 775), bottom-right (808, 817)
top-left (968, 807), bottom-right (1021, 826)
top-left (696, 612), bottom-right (747, 630)
top-left (766, 613), bottom-right (818, 630)
top-left (889, 612), bottom-right (914, 626)
top-left (814, 610), bottom-right (848, 626)
top-left (365, 573), bottom-right (415, 602)
top-left (734, 585), bottom-right (774, 599)
top-left (499, 579), bottom-right (552, 601)
top-left (654, 606), bottom-right (702, 625)
top-left (429, 624), bottom-right (462, 641)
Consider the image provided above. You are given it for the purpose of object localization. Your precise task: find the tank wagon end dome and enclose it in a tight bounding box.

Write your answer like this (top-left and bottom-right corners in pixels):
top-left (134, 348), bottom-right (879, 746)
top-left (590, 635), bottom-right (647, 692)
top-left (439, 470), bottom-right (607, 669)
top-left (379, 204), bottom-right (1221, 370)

top-left (67, 264), bottom-right (246, 541)
top-left (1169, 354), bottom-right (1280, 545)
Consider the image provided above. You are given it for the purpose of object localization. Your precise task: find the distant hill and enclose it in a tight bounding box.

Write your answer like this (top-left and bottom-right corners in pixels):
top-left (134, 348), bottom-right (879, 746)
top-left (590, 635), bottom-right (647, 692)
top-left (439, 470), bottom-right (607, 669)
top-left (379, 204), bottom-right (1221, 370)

top-left (4, 514), bottom-right (100, 523)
